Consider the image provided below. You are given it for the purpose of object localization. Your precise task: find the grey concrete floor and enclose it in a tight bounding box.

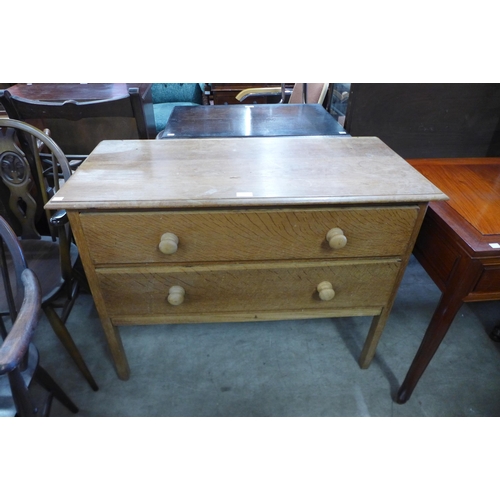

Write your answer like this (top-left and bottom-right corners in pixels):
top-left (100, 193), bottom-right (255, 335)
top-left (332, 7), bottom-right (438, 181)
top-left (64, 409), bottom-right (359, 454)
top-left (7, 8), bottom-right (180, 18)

top-left (31, 256), bottom-right (500, 417)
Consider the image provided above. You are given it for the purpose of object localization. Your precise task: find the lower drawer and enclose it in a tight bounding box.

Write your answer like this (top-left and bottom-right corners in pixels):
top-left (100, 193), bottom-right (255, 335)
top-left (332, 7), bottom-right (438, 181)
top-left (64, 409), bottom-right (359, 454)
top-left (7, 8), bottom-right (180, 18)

top-left (97, 259), bottom-right (401, 321)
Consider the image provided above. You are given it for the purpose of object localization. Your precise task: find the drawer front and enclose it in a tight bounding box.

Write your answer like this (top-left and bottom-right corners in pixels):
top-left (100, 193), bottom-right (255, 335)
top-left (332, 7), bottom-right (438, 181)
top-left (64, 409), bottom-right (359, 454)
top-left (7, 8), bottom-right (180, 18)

top-left (97, 260), bottom-right (401, 319)
top-left (470, 263), bottom-right (500, 296)
top-left (81, 207), bottom-right (418, 265)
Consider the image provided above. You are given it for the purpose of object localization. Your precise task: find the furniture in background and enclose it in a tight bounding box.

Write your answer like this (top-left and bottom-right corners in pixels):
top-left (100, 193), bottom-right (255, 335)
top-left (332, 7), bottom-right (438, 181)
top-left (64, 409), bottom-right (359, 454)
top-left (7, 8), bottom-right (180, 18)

top-left (0, 118), bottom-right (98, 390)
top-left (397, 158), bottom-right (500, 403)
top-left (235, 83), bottom-right (329, 106)
top-left (151, 83), bottom-right (206, 135)
top-left (0, 216), bottom-right (78, 416)
top-left (46, 136), bottom-right (445, 380)
top-left (209, 84), bottom-right (294, 105)
top-left (0, 84), bottom-right (11, 117)
top-left (327, 83), bottom-right (351, 126)
top-left (156, 103), bottom-right (348, 139)
top-left (344, 83), bottom-right (500, 158)
top-left (0, 84), bottom-right (155, 155)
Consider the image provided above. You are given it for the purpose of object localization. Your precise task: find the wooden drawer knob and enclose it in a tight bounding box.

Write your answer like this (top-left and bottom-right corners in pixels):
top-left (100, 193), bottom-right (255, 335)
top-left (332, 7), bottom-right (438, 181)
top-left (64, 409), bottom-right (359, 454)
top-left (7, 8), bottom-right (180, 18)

top-left (159, 233), bottom-right (179, 254)
top-left (317, 281), bottom-right (335, 301)
top-left (326, 228), bottom-right (347, 249)
top-left (168, 285), bottom-right (185, 306)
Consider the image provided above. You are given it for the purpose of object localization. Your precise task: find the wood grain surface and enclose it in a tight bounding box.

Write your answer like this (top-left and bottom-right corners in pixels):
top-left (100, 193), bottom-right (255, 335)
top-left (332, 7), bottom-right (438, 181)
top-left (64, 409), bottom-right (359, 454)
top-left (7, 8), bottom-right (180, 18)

top-left (46, 136), bottom-right (446, 210)
top-left (96, 259), bottom-right (401, 321)
top-left (79, 207), bottom-right (419, 265)
top-left (408, 158), bottom-right (500, 235)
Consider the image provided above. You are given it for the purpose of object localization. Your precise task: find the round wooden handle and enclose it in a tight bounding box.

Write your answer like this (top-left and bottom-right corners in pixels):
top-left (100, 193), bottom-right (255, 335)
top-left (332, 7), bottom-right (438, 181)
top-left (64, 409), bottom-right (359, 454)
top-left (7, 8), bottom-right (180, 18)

top-left (317, 281), bottom-right (335, 301)
top-left (168, 285), bottom-right (185, 306)
top-left (326, 228), bottom-right (347, 249)
top-left (159, 233), bottom-right (179, 254)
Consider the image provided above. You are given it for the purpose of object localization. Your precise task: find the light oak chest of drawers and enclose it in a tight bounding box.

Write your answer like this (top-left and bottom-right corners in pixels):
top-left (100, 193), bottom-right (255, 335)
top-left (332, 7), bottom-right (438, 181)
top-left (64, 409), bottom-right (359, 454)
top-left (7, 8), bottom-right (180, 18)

top-left (47, 136), bottom-right (445, 380)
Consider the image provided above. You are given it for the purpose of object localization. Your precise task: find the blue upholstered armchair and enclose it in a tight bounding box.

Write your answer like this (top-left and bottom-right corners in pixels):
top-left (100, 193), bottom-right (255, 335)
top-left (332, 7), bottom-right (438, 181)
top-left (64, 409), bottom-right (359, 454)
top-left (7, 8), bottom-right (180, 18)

top-left (151, 83), bottom-right (205, 134)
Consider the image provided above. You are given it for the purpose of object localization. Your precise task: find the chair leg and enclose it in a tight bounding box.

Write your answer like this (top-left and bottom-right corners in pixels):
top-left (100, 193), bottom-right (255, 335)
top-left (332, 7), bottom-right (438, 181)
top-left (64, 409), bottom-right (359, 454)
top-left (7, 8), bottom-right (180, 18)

top-left (42, 304), bottom-right (99, 391)
top-left (35, 364), bottom-right (79, 414)
top-left (60, 279), bottom-right (80, 324)
top-left (8, 367), bottom-right (38, 416)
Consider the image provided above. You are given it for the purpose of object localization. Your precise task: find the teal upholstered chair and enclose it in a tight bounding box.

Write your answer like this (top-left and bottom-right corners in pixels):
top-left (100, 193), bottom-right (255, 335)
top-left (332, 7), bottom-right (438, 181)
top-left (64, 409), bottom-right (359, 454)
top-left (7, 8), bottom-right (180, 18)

top-left (151, 83), bottom-right (205, 134)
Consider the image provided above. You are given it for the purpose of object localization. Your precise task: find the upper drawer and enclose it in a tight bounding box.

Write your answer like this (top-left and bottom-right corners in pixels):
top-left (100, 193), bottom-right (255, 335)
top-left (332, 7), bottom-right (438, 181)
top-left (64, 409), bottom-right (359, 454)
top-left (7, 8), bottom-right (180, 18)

top-left (79, 206), bottom-right (419, 265)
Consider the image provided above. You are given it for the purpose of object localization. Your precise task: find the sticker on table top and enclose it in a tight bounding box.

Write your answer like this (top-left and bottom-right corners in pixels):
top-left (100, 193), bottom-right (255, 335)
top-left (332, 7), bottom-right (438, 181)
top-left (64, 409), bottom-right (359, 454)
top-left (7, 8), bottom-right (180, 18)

top-left (489, 243), bottom-right (500, 249)
top-left (51, 196), bottom-right (64, 201)
top-left (236, 192), bottom-right (253, 197)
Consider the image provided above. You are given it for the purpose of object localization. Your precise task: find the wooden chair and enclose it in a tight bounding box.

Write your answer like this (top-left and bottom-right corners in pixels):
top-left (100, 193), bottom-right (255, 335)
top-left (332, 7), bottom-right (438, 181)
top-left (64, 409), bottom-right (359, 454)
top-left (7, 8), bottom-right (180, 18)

top-left (0, 118), bottom-right (98, 391)
top-left (0, 87), bottom-right (151, 157)
top-left (151, 83), bottom-right (206, 134)
top-left (0, 216), bottom-right (78, 416)
top-left (235, 83), bottom-right (329, 106)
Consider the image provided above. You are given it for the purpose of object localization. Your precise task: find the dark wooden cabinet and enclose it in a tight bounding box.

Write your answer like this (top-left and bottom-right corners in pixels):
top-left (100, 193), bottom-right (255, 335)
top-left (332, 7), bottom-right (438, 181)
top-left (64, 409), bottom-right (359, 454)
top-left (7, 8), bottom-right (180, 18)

top-left (2, 83), bottom-right (155, 155)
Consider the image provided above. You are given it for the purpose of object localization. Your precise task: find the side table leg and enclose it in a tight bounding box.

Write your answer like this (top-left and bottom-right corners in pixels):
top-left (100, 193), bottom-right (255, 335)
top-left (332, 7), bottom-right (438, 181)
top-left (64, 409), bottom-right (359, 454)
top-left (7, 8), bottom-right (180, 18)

top-left (396, 292), bottom-right (463, 403)
top-left (396, 259), bottom-right (480, 404)
top-left (489, 324), bottom-right (500, 342)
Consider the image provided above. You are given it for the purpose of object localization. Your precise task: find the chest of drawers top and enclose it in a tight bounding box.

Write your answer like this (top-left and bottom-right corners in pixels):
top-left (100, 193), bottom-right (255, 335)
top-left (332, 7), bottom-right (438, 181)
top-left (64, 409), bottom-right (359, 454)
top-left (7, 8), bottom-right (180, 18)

top-left (46, 136), bottom-right (446, 211)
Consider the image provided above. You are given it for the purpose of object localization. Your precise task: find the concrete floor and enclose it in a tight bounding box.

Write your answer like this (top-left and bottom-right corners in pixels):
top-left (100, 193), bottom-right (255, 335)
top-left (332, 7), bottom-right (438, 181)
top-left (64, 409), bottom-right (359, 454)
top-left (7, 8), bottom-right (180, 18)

top-left (31, 256), bottom-right (500, 417)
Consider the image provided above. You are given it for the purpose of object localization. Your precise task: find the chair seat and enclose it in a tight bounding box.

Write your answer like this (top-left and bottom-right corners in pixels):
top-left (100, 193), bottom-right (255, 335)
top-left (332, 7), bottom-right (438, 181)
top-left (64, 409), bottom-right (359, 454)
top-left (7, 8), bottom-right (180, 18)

top-left (0, 344), bottom-right (38, 417)
top-left (19, 238), bottom-right (79, 304)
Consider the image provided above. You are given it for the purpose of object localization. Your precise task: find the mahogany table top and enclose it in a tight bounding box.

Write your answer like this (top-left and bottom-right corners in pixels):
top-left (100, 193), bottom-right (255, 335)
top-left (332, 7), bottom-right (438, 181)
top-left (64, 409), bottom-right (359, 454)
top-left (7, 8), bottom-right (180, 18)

top-left (157, 103), bottom-right (348, 139)
top-left (7, 83), bottom-right (147, 102)
top-left (409, 158), bottom-right (500, 236)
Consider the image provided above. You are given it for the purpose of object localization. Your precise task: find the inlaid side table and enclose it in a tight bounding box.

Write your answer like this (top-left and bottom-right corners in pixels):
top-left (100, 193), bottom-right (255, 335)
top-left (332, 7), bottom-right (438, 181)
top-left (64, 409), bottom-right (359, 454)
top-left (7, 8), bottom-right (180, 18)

top-left (46, 136), bottom-right (445, 380)
top-left (397, 158), bottom-right (500, 403)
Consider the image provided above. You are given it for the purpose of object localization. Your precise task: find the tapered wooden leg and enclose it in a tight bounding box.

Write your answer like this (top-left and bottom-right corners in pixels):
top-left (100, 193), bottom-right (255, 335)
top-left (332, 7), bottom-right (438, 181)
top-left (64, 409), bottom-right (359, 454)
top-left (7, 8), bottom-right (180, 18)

top-left (396, 293), bottom-right (464, 403)
top-left (43, 304), bottom-right (99, 391)
top-left (35, 364), bottom-right (79, 413)
top-left (8, 367), bottom-right (37, 416)
top-left (359, 309), bottom-right (390, 368)
top-left (100, 319), bottom-right (130, 380)
top-left (396, 259), bottom-right (481, 404)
